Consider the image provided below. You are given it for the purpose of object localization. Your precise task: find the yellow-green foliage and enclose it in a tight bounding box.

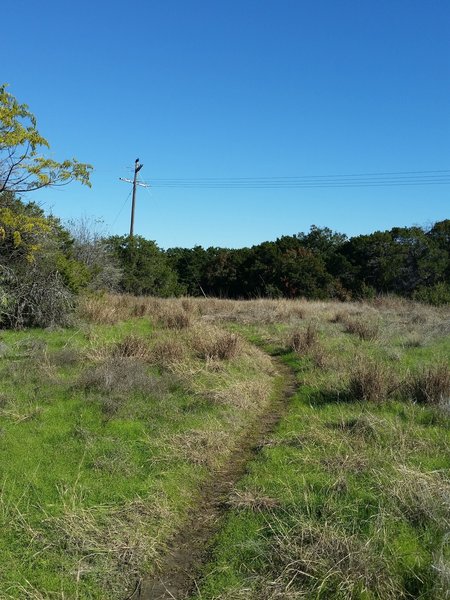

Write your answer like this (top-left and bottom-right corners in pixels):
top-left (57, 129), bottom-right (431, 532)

top-left (0, 84), bottom-right (92, 193)
top-left (0, 206), bottom-right (51, 261)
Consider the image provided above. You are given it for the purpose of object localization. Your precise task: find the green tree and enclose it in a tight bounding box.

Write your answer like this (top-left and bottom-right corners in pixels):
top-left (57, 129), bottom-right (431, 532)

top-left (106, 235), bottom-right (183, 296)
top-left (0, 192), bottom-right (81, 327)
top-left (0, 84), bottom-right (92, 193)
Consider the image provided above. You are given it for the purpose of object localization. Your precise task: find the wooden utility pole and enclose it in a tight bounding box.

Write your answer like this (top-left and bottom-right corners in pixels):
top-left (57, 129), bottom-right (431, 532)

top-left (130, 158), bottom-right (143, 237)
top-left (119, 158), bottom-right (149, 237)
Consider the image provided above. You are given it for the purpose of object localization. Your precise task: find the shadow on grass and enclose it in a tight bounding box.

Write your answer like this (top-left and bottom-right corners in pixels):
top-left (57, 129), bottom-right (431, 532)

top-left (307, 389), bottom-right (355, 407)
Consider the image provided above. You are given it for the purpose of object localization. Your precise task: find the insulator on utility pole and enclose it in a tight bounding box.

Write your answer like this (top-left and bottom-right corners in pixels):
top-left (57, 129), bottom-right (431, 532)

top-left (119, 158), bottom-right (150, 238)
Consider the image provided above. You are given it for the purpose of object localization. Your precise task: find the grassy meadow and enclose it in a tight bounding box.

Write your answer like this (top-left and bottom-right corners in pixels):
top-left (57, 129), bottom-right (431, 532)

top-left (0, 295), bottom-right (449, 599)
top-left (0, 296), bottom-right (276, 598)
top-left (191, 298), bottom-right (450, 600)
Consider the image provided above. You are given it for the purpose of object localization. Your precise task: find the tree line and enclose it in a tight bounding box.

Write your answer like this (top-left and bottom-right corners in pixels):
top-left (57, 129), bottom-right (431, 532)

top-left (1, 192), bottom-right (449, 328)
top-left (0, 84), bottom-right (448, 328)
top-left (109, 221), bottom-right (450, 305)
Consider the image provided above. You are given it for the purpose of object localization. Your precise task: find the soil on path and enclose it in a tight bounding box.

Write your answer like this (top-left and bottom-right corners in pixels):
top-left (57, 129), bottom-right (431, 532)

top-left (136, 356), bottom-right (297, 600)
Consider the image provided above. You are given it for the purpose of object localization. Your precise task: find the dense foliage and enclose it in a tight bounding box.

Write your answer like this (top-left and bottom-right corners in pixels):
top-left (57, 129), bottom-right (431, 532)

top-left (1, 190), bottom-right (448, 330)
top-left (164, 222), bottom-right (450, 304)
top-left (0, 193), bottom-right (119, 328)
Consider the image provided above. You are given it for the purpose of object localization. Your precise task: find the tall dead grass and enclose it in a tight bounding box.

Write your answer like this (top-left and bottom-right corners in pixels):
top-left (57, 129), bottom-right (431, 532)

top-left (265, 519), bottom-right (399, 599)
top-left (190, 326), bottom-right (241, 361)
top-left (409, 362), bottom-right (450, 406)
top-left (348, 359), bottom-right (397, 403)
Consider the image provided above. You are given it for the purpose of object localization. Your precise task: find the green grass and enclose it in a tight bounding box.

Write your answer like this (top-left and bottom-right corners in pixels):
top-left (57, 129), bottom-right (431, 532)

top-left (1, 295), bottom-right (449, 599)
top-left (193, 306), bottom-right (450, 599)
top-left (0, 308), bottom-right (275, 598)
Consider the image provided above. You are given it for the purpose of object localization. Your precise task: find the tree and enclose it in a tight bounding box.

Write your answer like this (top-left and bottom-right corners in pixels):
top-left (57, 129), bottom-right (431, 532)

top-left (106, 235), bottom-right (183, 296)
top-left (0, 192), bottom-right (77, 328)
top-left (0, 84), bottom-right (92, 193)
top-left (67, 216), bottom-right (122, 291)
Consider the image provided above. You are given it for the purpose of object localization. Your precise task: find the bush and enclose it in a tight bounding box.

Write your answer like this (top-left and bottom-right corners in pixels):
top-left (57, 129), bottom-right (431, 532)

top-left (0, 264), bottom-right (73, 329)
top-left (67, 216), bottom-right (122, 292)
top-left (0, 194), bottom-right (80, 328)
top-left (413, 283), bottom-right (450, 306)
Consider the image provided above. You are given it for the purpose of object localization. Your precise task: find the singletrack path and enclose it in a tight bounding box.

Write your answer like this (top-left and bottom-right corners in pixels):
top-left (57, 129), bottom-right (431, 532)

top-left (137, 353), bottom-right (297, 600)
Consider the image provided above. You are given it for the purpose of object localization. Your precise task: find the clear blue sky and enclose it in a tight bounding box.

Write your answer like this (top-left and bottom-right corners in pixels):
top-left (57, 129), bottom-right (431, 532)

top-left (2, 0), bottom-right (449, 248)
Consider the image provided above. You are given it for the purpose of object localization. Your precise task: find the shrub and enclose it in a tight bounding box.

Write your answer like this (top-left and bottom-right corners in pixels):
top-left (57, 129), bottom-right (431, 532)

top-left (0, 264), bottom-right (73, 329)
top-left (78, 358), bottom-right (152, 395)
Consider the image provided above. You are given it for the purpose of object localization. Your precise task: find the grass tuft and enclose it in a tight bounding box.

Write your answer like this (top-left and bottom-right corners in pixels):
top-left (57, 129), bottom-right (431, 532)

top-left (111, 334), bottom-right (151, 360)
top-left (343, 317), bottom-right (379, 341)
top-left (348, 359), bottom-right (395, 403)
top-left (409, 362), bottom-right (450, 406)
top-left (289, 322), bottom-right (318, 354)
top-left (192, 329), bottom-right (241, 361)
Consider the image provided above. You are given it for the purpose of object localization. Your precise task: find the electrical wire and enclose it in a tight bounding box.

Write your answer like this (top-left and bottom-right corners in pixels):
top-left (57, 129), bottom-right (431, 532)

top-left (146, 169), bottom-right (450, 189)
top-left (111, 190), bottom-right (132, 227)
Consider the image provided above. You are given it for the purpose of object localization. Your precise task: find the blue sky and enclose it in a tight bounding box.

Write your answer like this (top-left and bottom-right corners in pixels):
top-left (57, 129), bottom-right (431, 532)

top-left (2, 0), bottom-right (449, 248)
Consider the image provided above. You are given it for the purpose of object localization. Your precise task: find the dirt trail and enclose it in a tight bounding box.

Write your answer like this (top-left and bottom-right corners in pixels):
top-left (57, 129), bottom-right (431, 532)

top-left (137, 356), bottom-right (297, 600)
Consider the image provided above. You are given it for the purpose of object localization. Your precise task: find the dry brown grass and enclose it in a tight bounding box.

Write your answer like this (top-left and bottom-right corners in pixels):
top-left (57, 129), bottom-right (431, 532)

top-left (78, 294), bottom-right (131, 324)
top-left (206, 379), bottom-right (272, 411)
top-left (289, 322), bottom-right (319, 353)
top-left (342, 316), bottom-right (379, 341)
top-left (228, 489), bottom-right (280, 511)
top-left (265, 519), bottom-right (399, 599)
top-left (111, 334), bottom-right (151, 360)
top-left (391, 465), bottom-right (450, 528)
top-left (158, 309), bottom-right (192, 330)
top-left (40, 489), bottom-right (174, 598)
top-left (408, 362), bottom-right (450, 406)
top-left (348, 359), bottom-right (396, 403)
top-left (167, 428), bottom-right (230, 468)
top-left (149, 337), bottom-right (186, 369)
top-left (190, 326), bottom-right (241, 361)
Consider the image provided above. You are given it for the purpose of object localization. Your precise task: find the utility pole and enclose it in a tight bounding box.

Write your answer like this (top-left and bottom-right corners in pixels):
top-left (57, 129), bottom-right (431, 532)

top-left (119, 158), bottom-right (150, 237)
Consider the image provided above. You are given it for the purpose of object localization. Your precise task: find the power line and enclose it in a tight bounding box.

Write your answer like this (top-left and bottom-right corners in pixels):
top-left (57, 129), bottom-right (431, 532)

top-left (145, 169), bottom-right (450, 189)
top-left (150, 180), bottom-right (450, 189)
top-left (111, 189), bottom-right (132, 227)
top-left (150, 168), bottom-right (450, 181)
